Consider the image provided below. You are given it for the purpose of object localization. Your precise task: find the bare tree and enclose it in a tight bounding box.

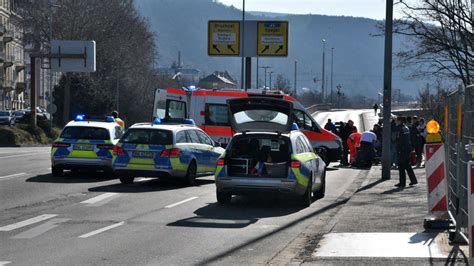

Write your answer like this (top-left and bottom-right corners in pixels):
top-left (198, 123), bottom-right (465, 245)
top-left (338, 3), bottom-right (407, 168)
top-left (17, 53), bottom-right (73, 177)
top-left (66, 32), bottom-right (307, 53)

top-left (393, 0), bottom-right (473, 86)
top-left (274, 74), bottom-right (292, 95)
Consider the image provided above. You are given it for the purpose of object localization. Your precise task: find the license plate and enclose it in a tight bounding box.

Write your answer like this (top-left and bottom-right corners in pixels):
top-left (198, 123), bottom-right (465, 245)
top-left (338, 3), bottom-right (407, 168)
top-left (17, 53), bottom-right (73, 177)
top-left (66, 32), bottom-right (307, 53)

top-left (73, 144), bottom-right (94, 151)
top-left (132, 151), bottom-right (154, 158)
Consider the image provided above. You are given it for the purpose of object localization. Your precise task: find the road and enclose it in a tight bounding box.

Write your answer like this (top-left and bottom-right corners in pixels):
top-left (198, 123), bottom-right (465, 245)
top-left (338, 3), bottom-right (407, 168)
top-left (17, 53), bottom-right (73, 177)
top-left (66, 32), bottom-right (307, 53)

top-left (0, 146), bottom-right (369, 265)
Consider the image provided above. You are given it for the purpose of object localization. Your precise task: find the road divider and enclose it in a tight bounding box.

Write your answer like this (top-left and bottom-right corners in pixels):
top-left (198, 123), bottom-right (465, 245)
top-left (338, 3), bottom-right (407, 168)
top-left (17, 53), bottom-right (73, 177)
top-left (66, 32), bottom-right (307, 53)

top-left (164, 196), bottom-right (198, 209)
top-left (78, 221), bottom-right (125, 238)
top-left (0, 214), bottom-right (58, 231)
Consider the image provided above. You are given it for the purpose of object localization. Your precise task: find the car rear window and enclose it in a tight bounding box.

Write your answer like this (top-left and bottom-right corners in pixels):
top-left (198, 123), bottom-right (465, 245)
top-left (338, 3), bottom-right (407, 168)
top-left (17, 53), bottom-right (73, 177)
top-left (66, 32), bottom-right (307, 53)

top-left (60, 126), bottom-right (110, 140)
top-left (120, 129), bottom-right (173, 145)
top-left (0, 111), bottom-right (10, 116)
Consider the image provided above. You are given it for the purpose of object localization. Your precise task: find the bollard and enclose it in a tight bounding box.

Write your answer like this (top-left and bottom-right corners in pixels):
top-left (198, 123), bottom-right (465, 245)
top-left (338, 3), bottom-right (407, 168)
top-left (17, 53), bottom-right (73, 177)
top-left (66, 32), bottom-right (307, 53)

top-left (423, 120), bottom-right (450, 230)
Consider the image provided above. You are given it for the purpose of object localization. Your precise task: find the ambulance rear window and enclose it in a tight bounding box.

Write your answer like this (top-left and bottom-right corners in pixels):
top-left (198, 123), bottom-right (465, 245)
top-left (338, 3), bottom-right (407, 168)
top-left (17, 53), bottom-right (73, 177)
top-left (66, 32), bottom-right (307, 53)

top-left (120, 129), bottom-right (173, 145)
top-left (61, 126), bottom-right (110, 140)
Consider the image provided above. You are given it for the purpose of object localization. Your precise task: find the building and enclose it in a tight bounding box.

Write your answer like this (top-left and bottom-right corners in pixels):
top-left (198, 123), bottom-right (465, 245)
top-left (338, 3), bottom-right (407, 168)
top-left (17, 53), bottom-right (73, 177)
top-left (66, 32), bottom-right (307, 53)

top-left (198, 71), bottom-right (237, 89)
top-left (0, 0), bottom-right (25, 110)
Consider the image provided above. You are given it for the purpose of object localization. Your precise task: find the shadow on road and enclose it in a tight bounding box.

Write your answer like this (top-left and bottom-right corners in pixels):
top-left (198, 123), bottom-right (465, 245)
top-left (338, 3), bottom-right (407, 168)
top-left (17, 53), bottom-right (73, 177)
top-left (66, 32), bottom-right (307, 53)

top-left (26, 171), bottom-right (115, 183)
top-left (88, 178), bottom-right (214, 193)
top-left (355, 178), bottom-right (388, 193)
top-left (168, 197), bottom-right (305, 229)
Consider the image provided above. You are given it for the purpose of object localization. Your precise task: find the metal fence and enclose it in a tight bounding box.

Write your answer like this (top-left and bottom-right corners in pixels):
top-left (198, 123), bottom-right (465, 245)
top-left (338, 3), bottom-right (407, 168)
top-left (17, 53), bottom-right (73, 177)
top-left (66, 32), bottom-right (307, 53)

top-left (445, 85), bottom-right (474, 243)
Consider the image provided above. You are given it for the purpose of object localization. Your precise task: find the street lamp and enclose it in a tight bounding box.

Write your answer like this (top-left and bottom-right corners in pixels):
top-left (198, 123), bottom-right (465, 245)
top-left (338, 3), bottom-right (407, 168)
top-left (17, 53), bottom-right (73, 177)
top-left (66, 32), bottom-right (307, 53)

top-left (321, 39), bottom-right (326, 103)
top-left (260, 66), bottom-right (271, 89)
top-left (330, 47), bottom-right (334, 104)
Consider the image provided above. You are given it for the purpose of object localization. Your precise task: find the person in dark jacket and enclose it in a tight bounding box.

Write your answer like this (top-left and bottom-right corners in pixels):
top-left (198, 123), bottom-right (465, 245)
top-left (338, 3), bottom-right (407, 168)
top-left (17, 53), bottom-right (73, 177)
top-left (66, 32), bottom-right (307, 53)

top-left (339, 120), bottom-right (355, 166)
top-left (394, 116), bottom-right (418, 187)
top-left (324, 119), bottom-right (337, 133)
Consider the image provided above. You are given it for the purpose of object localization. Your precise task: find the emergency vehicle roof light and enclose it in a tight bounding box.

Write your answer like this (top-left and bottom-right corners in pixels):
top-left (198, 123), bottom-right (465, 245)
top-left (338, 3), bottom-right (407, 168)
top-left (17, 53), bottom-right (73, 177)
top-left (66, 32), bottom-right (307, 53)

top-left (426, 120), bottom-right (440, 134)
top-left (105, 116), bottom-right (115, 122)
top-left (153, 117), bottom-right (162, 125)
top-left (291, 123), bottom-right (299, 131)
top-left (75, 114), bottom-right (85, 121)
top-left (183, 119), bottom-right (196, 126)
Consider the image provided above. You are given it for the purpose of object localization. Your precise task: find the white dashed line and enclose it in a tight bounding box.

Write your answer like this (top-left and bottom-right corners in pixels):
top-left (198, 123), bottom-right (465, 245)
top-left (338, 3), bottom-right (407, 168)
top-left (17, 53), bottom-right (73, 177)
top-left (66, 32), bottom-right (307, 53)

top-left (0, 261), bottom-right (12, 265)
top-left (78, 221), bottom-right (125, 238)
top-left (0, 214), bottom-right (58, 232)
top-left (80, 193), bottom-right (119, 204)
top-left (164, 196), bottom-right (199, 209)
top-left (0, 152), bottom-right (49, 159)
top-left (0, 173), bottom-right (26, 180)
top-left (11, 218), bottom-right (70, 239)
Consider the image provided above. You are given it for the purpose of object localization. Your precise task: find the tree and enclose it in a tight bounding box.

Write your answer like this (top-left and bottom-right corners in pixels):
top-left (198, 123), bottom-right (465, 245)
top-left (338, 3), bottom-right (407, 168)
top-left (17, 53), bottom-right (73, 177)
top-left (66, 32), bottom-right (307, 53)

top-left (394, 0), bottom-right (473, 86)
top-left (19, 0), bottom-right (158, 126)
top-left (274, 74), bottom-right (292, 95)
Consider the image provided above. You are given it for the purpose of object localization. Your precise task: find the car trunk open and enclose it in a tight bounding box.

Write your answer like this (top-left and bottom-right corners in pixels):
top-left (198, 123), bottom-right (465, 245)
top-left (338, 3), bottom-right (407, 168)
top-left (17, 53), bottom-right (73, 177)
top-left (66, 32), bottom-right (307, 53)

top-left (226, 134), bottom-right (291, 178)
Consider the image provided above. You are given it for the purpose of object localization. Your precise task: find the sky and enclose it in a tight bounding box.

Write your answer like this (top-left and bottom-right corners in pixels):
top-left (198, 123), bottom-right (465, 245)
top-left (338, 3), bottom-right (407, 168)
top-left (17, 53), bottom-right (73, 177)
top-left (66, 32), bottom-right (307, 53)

top-left (217, 0), bottom-right (405, 20)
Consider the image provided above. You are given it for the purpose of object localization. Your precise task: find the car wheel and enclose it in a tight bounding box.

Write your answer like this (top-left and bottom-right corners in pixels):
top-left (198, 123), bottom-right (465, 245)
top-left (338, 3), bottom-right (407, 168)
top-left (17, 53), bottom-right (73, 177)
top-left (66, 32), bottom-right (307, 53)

top-left (316, 147), bottom-right (329, 167)
top-left (52, 166), bottom-right (63, 176)
top-left (216, 190), bottom-right (231, 205)
top-left (299, 178), bottom-right (312, 207)
top-left (314, 169), bottom-right (326, 199)
top-left (119, 176), bottom-right (134, 184)
top-left (183, 161), bottom-right (197, 186)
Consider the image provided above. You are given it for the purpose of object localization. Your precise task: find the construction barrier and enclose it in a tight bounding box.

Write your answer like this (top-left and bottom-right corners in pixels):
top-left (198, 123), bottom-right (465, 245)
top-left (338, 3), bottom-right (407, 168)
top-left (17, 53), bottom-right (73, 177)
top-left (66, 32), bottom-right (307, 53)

top-left (425, 143), bottom-right (448, 214)
top-left (468, 161), bottom-right (474, 262)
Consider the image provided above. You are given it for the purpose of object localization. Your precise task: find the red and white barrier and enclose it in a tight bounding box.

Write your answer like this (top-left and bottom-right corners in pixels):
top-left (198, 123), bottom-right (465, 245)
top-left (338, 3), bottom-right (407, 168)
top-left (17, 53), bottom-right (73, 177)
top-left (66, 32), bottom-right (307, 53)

top-left (424, 143), bottom-right (448, 214)
top-left (468, 161), bottom-right (474, 260)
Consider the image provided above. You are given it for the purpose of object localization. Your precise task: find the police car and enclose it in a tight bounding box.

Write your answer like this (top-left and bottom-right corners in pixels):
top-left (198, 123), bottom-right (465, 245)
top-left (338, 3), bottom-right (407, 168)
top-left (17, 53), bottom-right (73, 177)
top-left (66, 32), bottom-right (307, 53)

top-left (51, 115), bottom-right (124, 176)
top-left (113, 118), bottom-right (225, 185)
top-left (214, 98), bottom-right (327, 207)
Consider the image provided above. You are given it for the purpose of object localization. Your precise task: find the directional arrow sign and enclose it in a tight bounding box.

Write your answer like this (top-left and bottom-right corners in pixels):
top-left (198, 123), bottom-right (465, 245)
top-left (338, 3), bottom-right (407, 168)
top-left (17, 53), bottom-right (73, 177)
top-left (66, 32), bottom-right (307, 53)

top-left (208, 21), bottom-right (240, 56)
top-left (257, 21), bottom-right (288, 57)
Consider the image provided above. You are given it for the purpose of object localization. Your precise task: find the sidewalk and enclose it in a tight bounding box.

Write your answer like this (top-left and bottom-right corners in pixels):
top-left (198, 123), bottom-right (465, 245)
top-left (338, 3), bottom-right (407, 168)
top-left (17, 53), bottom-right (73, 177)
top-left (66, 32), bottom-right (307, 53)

top-left (306, 166), bottom-right (468, 265)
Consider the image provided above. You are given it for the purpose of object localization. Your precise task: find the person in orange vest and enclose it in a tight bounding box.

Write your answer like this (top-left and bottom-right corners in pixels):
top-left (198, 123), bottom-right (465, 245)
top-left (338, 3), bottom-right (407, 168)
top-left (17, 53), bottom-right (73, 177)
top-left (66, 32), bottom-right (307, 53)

top-left (347, 127), bottom-right (361, 166)
top-left (111, 110), bottom-right (125, 129)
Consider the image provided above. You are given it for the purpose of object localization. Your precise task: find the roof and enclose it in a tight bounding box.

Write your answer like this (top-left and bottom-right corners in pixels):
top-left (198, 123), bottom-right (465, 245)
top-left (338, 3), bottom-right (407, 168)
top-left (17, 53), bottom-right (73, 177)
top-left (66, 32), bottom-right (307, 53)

top-left (198, 71), bottom-right (237, 86)
top-left (65, 120), bottom-right (119, 131)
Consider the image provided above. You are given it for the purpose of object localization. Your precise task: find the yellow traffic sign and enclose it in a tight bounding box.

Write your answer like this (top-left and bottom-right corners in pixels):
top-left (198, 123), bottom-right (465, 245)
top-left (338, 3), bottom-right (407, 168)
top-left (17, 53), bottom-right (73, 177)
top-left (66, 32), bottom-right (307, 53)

top-left (208, 21), bottom-right (240, 56)
top-left (257, 21), bottom-right (288, 56)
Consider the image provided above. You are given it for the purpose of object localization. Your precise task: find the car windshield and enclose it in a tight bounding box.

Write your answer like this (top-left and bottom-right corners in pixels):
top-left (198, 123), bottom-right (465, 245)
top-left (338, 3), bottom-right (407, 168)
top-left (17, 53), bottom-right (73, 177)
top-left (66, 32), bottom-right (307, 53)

top-left (60, 126), bottom-right (110, 140)
top-left (120, 129), bottom-right (173, 145)
top-left (0, 111), bottom-right (10, 116)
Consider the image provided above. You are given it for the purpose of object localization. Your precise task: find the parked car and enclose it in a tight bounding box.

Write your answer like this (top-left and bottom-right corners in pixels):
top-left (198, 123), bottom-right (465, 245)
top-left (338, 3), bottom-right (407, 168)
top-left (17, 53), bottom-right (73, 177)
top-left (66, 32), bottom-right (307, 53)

top-left (0, 110), bottom-right (15, 126)
top-left (214, 98), bottom-right (327, 207)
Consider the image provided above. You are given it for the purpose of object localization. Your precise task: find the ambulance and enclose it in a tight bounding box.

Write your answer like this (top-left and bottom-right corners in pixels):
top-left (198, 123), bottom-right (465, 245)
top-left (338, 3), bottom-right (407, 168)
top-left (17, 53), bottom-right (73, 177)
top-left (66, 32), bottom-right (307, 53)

top-left (152, 87), bottom-right (342, 165)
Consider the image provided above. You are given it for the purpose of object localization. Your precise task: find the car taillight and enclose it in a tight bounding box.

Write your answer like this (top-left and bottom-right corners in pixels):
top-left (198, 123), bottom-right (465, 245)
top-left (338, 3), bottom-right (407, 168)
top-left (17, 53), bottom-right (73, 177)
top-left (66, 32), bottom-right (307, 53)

top-left (216, 158), bottom-right (225, 166)
top-left (161, 148), bottom-right (181, 158)
top-left (113, 146), bottom-right (124, 156)
top-left (52, 142), bottom-right (70, 148)
top-left (291, 160), bottom-right (301, 168)
top-left (97, 144), bottom-right (115, 150)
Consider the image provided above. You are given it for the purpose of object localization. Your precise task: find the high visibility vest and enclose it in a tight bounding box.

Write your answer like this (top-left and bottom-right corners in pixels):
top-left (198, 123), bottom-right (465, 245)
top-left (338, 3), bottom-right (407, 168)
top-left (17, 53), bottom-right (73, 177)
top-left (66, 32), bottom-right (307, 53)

top-left (115, 118), bottom-right (125, 129)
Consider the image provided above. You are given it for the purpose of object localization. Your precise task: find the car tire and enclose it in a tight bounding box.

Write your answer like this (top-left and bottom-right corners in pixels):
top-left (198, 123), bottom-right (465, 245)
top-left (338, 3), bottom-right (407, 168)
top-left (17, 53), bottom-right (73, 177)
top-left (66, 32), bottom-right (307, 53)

top-left (299, 178), bottom-right (313, 207)
top-left (316, 147), bottom-right (329, 167)
top-left (52, 166), bottom-right (63, 176)
top-left (119, 176), bottom-right (134, 184)
top-left (216, 190), bottom-right (231, 205)
top-left (314, 169), bottom-right (326, 199)
top-left (183, 161), bottom-right (197, 186)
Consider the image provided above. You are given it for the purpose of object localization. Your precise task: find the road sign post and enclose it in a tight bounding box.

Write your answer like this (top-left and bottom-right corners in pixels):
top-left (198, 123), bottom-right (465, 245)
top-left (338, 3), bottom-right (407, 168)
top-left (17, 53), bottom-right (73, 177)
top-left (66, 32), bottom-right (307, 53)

top-left (257, 21), bottom-right (288, 57)
top-left (208, 21), bottom-right (241, 56)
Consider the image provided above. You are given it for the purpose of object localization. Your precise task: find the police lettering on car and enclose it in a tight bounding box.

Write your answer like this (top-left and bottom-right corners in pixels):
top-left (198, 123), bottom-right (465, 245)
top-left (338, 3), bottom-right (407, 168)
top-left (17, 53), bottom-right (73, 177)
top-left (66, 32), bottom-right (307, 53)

top-left (51, 115), bottom-right (124, 176)
top-left (113, 118), bottom-right (224, 185)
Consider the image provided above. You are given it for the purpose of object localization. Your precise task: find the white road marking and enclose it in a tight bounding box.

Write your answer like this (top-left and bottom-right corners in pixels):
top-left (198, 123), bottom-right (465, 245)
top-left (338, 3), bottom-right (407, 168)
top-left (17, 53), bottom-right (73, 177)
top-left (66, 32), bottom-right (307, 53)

top-left (0, 261), bottom-right (12, 265)
top-left (0, 173), bottom-right (26, 180)
top-left (164, 196), bottom-right (199, 209)
top-left (78, 221), bottom-right (125, 238)
top-left (0, 214), bottom-right (58, 232)
top-left (81, 193), bottom-right (119, 204)
top-left (12, 218), bottom-right (70, 239)
top-left (0, 152), bottom-right (49, 159)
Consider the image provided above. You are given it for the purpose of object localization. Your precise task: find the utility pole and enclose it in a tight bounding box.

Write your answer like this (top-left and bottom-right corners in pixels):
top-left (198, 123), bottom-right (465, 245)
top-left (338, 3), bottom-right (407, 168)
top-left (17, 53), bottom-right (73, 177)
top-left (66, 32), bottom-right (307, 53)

top-left (48, 0), bottom-right (53, 129)
top-left (240, 0), bottom-right (245, 90)
top-left (381, 0), bottom-right (394, 180)
top-left (294, 61), bottom-right (297, 97)
top-left (256, 56), bottom-right (259, 88)
top-left (330, 47), bottom-right (334, 104)
top-left (321, 39), bottom-right (326, 102)
top-left (260, 66), bottom-right (271, 89)
top-left (269, 71), bottom-right (274, 90)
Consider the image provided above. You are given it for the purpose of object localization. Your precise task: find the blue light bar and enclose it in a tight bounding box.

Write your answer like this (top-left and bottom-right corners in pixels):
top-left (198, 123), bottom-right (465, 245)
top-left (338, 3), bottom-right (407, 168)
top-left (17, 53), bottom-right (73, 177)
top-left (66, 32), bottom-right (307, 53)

top-left (105, 116), bottom-right (115, 122)
top-left (153, 117), bottom-right (162, 125)
top-left (291, 123), bottom-right (299, 131)
top-left (183, 119), bottom-right (196, 126)
top-left (75, 114), bottom-right (85, 121)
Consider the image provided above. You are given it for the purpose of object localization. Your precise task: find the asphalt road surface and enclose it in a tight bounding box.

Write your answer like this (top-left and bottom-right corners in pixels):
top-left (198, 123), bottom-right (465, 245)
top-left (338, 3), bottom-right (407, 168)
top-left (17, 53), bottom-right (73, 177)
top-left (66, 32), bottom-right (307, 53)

top-left (0, 146), bottom-right (370, 265)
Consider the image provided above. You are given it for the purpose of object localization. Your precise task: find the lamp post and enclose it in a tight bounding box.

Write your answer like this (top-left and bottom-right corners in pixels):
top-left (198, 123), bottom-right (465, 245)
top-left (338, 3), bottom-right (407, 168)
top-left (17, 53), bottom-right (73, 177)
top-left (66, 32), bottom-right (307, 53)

top-left (269, 71), bottom-right (274, 90)
top-left (260, 66), bottom-right (271, 89)
top-left (336, 84), bottom-right (343, 109)
top-left (330, 47), bottom-right (334, 104)
top-left (321, 39), bottom-right (326, 102)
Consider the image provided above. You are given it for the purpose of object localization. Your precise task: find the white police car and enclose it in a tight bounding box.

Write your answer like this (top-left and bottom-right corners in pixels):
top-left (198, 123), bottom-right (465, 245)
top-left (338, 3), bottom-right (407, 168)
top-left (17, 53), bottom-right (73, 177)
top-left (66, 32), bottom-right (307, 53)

top-left (113, 118), bottom-right (225, 185)
top-left (51, 115), bottom-right (124, 176)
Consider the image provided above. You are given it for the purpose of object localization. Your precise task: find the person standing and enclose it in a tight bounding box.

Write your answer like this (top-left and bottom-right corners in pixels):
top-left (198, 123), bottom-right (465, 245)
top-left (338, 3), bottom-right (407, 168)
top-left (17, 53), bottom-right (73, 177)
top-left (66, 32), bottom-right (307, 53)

top-left (324, 118), bottom-right (337, 134)
top-left (111, 110), bottom-right (125, 130)
top-left (373, 103), bottom-right (379, 116)
top-left (339, 120), bottom-right (355, 166)
top-left (395, 116), bottom-right (418, 187)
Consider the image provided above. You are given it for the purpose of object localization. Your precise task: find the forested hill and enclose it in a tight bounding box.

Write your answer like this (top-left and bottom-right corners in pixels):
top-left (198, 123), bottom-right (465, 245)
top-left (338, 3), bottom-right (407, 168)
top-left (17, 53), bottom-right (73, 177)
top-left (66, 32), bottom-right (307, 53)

top-left (135, 0), bottom-right (426, 97)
